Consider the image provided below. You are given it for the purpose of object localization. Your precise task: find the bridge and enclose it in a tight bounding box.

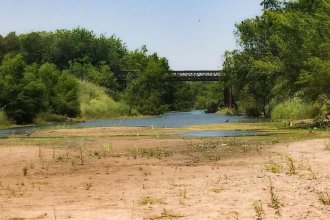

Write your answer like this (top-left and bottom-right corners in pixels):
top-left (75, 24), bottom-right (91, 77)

top-left (169, 70), bottom-right (222, 81)
top-left (116, 69), bottom-right (233, 109)
top-left (117, 70), bottom-right (222, 82)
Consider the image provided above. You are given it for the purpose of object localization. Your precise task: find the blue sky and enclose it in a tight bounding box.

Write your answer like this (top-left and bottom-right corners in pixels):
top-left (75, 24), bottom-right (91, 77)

top-left (0, 0), bottom-right (262, 69)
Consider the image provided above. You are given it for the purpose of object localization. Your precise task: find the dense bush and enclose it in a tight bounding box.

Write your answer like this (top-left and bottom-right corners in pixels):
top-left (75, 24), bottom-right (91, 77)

top-left (271, 98), bottom-right (321, 120)
top-left (79, 81), bottom-right (129, 118)
top-left (0, 110), bottom-right (13, 127)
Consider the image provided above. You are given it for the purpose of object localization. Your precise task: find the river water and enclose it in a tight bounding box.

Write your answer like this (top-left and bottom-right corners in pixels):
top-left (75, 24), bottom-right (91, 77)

top-left (0, 110), bottom-right (256, 138)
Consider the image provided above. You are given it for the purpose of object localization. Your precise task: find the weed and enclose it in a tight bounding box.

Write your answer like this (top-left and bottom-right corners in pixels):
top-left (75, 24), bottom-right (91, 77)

top-left (149, 208), bottom-right (184, 219)
top-left (57, 155), bottom-right (64, 162)
top-left (23, 167), bottom-right (28, 176)
top-left (85, 182), bottom-right (92, 190)
top-left (139, 197), bottom-right (165, 205)
top-left (269, 177), bottom-right (282, 216)
top-left (212, 188), bottom-right (224, 193)
top-left (271, 138), bottom-right (280, 144)
top-left (80, 143), bottom-right (84, 165)
top-left (318, 191), bottom-right (330, 205)
top-left (103, 142), bottom-right (113, 157)
top-left (253, 200), bottom-right (265, 220)
top-left (307, 165), bottom-right (317, 180)
top-left (130, 148), bottom-right (139, 159)
top-left (129, 147), bottom-right (172, 159)
top-left (265, 160), bottom-right (282, 173)
top-left (287, 156), bottom-right (297, 175)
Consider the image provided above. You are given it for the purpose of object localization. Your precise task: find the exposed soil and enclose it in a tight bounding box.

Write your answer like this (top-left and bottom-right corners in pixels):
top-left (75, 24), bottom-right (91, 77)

top-left (0, 127), bottom-right (329, 220)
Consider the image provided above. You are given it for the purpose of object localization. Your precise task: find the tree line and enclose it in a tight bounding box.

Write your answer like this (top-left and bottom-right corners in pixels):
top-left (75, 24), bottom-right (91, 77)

top-left (2, 0), bottom-right (328, 125)
top-left (222, 0), bottom-right (330, 119)
top-left (0, 28), bottom-right (219, 124)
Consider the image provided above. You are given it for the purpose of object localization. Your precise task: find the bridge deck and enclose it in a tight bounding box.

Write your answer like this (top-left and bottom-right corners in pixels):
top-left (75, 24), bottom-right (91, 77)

top-left (169, 70), bottom-right (221, 81)
top-left (117, 70), bottom-right (222, 82)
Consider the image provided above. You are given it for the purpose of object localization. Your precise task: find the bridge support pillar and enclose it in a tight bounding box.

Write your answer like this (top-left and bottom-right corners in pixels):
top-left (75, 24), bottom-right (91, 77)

top-left (224, 86), bottom-right (235, 108)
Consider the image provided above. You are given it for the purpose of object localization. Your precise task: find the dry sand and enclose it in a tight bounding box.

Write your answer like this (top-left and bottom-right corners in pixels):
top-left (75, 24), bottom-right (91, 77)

top-left (0, 127), bottom-right (329, 220)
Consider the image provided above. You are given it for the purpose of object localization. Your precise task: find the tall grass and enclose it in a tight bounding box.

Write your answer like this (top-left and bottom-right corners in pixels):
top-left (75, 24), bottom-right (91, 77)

top-left (271, 97), bottom-right (320, 120)
top-left (79, 80), bottom-right (130, 119)
top-left (0, 110), bottom-right (13, 127)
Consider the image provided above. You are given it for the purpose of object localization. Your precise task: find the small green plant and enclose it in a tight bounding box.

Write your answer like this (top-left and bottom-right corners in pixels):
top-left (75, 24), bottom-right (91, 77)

top-left (265, 160), bottom-right (282, 173)
top-left (287, 156), bottom-right (297, 175)
top-left (269, 178), bottom-right (282, 216)
top-left (253, 200), bottom-right (265, 220)
top-left (318, 191), bottom-right (330, 205)
top-left (23, 167), bottom-right (28, 176)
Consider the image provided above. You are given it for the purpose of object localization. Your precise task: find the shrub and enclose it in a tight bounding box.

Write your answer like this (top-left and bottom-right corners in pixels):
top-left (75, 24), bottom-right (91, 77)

top-left (271, 97), bottom-right (320, 120)
top-left (79, 80), bottom-right (130, 119)
top-left (0, 110), bottom-right (13, 127)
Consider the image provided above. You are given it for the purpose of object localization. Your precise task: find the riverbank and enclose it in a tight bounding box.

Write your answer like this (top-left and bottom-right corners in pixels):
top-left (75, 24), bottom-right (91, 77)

top-left (0, 125), bottom-right (329, 219)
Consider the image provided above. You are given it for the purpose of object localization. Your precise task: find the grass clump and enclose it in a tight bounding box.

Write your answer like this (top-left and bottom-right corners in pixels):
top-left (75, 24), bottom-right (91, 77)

top-left (253, 200), bottom-right (265, 220)
top-left (129, 147), bottom-right (172, 159)
top-left (265, 160), bottom-right (282, 173)
top-left (139, 197), bottom-right (165, 205)
top-left (318, 191), bottom-right (330, 205)
top-left (79, 80), bottom-right (129, 119)
top-left (287, 156), bottom-right (297, 175)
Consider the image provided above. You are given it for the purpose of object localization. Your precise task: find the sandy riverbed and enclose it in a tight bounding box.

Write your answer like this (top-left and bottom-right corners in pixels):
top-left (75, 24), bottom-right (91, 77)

top-left (0, 126), bottom-right (329, 219)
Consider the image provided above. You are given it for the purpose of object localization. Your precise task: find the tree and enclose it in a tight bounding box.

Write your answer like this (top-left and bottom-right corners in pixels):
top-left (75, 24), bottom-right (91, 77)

top-left (124, 54), bottom-right (172, 115)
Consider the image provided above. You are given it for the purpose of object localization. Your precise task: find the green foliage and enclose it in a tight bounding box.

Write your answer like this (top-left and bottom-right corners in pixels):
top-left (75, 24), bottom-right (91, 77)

top-left (223, 0), bottom-right (330, 119)
top-left (0, 110), bottom-right (13, 127)
top-left (193, 82), bottom-right (224, 109)
top-left (171, 82), bottom-right (195, 111)
top-left (0, 54), bottom-right (79, 124)
top-left (1, 29), bottom-right (191, 123)
top-left (65, 61), bottom-right (119, 97)
top-left (79, 80), bottom-right (129, 119)
top-left (271, 97), bottom-right (321, 120)
top-left (124, 53), bottom-right (172, 115)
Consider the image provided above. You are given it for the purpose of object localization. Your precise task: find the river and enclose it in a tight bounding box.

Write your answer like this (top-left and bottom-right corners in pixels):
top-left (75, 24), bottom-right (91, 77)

top-left (0, 110), bottom-right (257, 138)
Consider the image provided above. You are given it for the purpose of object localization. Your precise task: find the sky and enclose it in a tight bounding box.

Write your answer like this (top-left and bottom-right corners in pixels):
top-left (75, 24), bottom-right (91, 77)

top-left (0, 0), bottom-right (262, 70)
